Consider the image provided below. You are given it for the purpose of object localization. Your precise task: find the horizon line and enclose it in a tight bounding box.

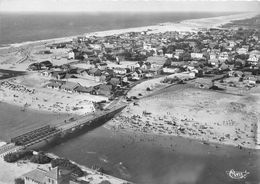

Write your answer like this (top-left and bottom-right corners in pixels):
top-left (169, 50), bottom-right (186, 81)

top-left (0, 10), bottom-right (258, 14)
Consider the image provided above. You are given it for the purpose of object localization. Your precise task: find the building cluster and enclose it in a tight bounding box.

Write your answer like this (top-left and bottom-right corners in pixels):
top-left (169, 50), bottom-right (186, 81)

top-left (28, 27), bottom-right (260, 97)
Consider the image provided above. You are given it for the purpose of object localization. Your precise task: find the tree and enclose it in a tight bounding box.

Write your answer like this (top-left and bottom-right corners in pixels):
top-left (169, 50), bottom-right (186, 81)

top-left (51, 158), bottom-right (84, 177)
top-left (30, 153), bottom-right (52, 164)
top-left (166, 45), bottom-right (175, 53)
top-left (4, 151), bottom-right (33, 163)
top-left (235, 54), bottom-right (249, 61)
top-left (14, 178), bottom-right (24, 184)
top-left (180, 52), bottom-right (191, 61)
top-left (163, 58), bottom-right (172, 67)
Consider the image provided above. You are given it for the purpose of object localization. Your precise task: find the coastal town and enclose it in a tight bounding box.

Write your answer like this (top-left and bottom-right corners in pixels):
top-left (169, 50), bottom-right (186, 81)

top-left (0, 12), bottom-right (260, 184)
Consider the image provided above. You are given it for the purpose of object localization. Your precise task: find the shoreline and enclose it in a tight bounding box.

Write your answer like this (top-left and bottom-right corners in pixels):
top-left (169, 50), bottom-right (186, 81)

top-left (104, 123), bottom-right (258, 150)
top-left (1, 12), bottom-right (258, 50)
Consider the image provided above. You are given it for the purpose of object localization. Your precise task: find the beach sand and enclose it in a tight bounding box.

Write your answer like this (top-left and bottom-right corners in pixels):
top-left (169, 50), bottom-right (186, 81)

top-left (108, 84), bottom-right (260, 149)
top-left (0, 73), bottom-right (107, 115)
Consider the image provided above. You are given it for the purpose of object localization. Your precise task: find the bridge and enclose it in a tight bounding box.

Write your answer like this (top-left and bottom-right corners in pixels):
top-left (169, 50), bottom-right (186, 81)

top-left (0, 103), bottom-right (127, 156)
top-left (58, 104), bottom-right (126, 134)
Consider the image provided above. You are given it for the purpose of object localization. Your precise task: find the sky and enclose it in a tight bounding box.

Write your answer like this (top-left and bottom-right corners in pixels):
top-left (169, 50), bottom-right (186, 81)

top-left (0, 0), bottom-right (259, 13)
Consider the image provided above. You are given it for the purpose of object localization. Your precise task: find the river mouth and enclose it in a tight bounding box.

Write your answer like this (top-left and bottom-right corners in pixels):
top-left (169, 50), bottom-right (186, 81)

top-left (0, 103), bottom-right (259, 184)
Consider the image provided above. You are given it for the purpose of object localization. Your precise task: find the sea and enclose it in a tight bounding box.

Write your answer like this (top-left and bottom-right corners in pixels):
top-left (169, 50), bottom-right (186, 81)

top-left (0, 12), bottom-right (260, 184)
top-left (0, 12), bottom-right (235, 46)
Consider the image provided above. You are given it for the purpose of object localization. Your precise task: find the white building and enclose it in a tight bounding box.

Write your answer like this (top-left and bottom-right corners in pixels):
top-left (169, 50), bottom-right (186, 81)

top-left (248, 50), bottom-right (260, 65)
top-left (113, 67), bottom-right (127, 75)
top-left (191, 53), bottom-right (203, 59)
top-left (163, 67), bottom-right (178, 74)
top-left (143, 43), bottom-right (152, 50)
top-left (236, 48), bottom-right (248, 55)
top-left (165, 53), bottom-right (173, 58)
top-left (68, 51), bottom-right (75, 59)
top-left (218, 52), bottom-right (229, 62)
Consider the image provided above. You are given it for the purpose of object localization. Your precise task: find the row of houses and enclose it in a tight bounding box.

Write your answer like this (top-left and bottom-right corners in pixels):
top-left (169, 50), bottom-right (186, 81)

top-left (46, 79), bottom-right (125, 97)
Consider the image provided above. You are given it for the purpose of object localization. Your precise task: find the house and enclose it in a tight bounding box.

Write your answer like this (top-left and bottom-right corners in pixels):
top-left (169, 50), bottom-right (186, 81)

top-left (89, 44), bottom-right (102, 50)
top-left (165, 53), bottom-right (173, 58)
top-left (209, 53), bottom-right (217, 60)
top-left (163, 67), bottom-right (179, 74)
top-left (171, 61), bottom-right (188, 68)
top-left (143, 70), bottom-right (155, 78)
top-left (109, 77), bottom-right (121, 87)
top-left (47, 81), bottom-right (63, 90)
top-left (97, 63), bottom-right (108, 70)
top-left (209, 57), bottom-right (219, 66)
top-left (60, 82), bottom-right (81, 93)
top-left (143, 43), bottom-right (152, 50)
top-left (130, 71), bottom-right (141, 80)
top-left (236, 48), bottom-right (248, 55)
top-left (218, 52), bottom-right (229, 62)
top-left (235, 58), bottom-right (246, 67)
top-left (97, 84), bottom-right (112, 96)
top-left (113, 67), bottom-right (127, 75)
top-left (51, 71), bottom-right (67, 80)
top-left (146, 56), bottom-right (166, 70)
top-left (175, 49), bottom-right (184, 55)
top-left (22, 167), bottom-right (71, 184)
top-left (40, 60), bottom-right (53, 69)
top-left (248, 50), bottom-right (260, 65)
top-left (74, 86), bottom-right (91, 93)
top-left (244, 76), bottom-right (257, 85)
top-left (229, 41), bottom-right (236, 47)
top-left (174, 49), bottom-right (184, 59)
top-left (219, 63), bottom-right (229, 71)
top-left (141, 62), bottom-right (151, 70)
top-left (248, 55), bottom-right (259, 65)
top-left (41, 70), bottom-right (52, 77)
top-left (28, 63), bottom-right (41, 71)
top-left (68, 51), bottom-right (75, 60)
top-left (88, 68), bottom-right (102, 77)
top-left (191, 53), bottom-right (204, 59)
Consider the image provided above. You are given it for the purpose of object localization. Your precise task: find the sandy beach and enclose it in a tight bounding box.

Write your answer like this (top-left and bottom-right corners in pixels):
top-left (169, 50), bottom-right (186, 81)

top-left (108, 82), bottom-right (260, 150)
top-left (0, 73), bottom-right (108, 115)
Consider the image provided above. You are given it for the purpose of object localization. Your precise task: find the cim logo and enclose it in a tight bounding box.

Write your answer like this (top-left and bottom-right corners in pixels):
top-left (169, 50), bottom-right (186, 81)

top-left (226, 169), bottom-right (250, 180)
